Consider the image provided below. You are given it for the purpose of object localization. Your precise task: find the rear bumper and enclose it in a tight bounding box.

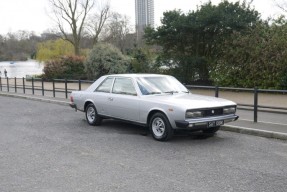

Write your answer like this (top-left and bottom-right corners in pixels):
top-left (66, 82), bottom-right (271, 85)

top-left (175, 114), bottom-right (239, 129)
top-left (70, 103), bottom-right (77, 111)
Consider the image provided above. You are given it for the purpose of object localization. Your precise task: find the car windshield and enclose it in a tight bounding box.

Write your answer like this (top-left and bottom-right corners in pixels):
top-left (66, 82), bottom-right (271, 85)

top-left (136, 76), bottom-right (189, 95)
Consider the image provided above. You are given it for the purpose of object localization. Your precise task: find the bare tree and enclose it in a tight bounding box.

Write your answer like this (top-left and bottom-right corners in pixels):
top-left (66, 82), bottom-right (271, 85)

top-left (49, 0), bottom-right (95, 55)
top-left (104, 13), bottom-right (134, 52)
top-left (87, 1), bottom-right (110, 45)
top-left (274, 0), bottom-right (287, 13)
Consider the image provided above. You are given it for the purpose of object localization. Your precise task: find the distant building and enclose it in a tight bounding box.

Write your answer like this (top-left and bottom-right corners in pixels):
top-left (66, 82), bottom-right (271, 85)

top-left (135, 0), bottom-right (154, 42)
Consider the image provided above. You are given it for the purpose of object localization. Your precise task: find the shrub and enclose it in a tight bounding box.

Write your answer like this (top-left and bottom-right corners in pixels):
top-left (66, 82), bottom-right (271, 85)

top-left (85, 43), bottom-right (130, 79)
top-left (43, 55), bottom-right (86, 79)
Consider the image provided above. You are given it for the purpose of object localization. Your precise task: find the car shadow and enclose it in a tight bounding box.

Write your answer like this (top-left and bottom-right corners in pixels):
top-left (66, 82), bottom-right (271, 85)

top-left (92, 119), bottom-right (217, 141)
top-left (173, 130), bottom-right (216, 141)
top-left (99, 119), bottom-right (149, 135)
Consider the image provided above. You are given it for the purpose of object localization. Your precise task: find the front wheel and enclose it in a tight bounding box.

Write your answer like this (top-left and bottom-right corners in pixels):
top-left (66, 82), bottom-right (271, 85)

top-left (149, 113), bottom-right (174, 141)
top-left (85, 103), bottom-right (102, 126)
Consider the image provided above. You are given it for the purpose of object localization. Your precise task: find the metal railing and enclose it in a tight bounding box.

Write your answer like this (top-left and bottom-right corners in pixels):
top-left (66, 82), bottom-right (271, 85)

top-left (186, 85), bottom-right (287, 122)
top-left (0, 77), bottom-right (94, 99)
top-left (0, 77), bottom-right (286, 122)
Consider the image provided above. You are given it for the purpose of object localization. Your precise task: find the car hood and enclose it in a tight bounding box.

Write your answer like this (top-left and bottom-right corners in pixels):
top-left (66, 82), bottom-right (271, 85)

top-left (144, 93), bottom-right (236, 109)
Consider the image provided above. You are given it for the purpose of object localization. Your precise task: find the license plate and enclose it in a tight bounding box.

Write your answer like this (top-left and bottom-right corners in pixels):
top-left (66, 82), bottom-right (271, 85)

top-left (208, 120), bottom-right (224, 128)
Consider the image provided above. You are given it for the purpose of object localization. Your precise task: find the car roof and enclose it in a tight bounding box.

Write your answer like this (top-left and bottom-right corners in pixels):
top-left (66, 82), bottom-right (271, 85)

top-left (103, 74), bottom-right (169, 78)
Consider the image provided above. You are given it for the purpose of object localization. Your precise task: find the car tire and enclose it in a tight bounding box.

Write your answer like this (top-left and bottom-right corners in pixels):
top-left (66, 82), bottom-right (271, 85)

top-left (149, 112), bottom-right (174, 141)
top-left (85, 103), bottom-right (102, 126)
top-left (202, 126), bottom-right (220, 134)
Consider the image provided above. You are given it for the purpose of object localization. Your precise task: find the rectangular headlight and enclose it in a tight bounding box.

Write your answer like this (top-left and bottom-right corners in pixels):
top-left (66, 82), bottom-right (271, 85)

top-left (186, 111), bottom-right (203, 118)
top-left (223, 106), bottom-right (236, 114)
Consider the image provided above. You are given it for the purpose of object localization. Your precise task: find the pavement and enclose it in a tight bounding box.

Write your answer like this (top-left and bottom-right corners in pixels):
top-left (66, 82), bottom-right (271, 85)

top-left (2, 96), bottom-right (287, 192)
top-left (1, 91), bottom-right (287, 141)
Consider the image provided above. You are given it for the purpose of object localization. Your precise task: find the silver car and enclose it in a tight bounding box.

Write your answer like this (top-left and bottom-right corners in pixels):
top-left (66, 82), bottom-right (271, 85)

top-left (70, 74), bottom-right (238, 141)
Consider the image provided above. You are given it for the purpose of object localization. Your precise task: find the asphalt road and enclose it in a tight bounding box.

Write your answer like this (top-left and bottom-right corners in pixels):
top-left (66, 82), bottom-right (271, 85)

top-left (1, 96), bottom-right (287, 192)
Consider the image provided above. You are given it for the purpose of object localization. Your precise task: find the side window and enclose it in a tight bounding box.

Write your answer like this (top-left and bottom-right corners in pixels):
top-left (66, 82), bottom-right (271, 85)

top-left (112, 78), bottom-right (137, 96)
top-left (95, 77), bottom-right (114, 93)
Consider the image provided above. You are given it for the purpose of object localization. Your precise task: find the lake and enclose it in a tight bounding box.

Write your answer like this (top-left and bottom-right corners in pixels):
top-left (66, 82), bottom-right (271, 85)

top-left (0, 60), bottom-right (44, 78)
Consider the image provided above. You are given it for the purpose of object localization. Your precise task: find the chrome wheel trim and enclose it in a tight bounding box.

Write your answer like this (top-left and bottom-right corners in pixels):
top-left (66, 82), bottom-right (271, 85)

top-left (152, 117), bottom-right (165, 137)
top-left (87, 106), bottom-right (96, 123)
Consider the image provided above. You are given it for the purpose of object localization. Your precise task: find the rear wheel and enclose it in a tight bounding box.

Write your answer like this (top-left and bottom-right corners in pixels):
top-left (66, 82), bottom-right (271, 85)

top-left (149, 113), bottom-right (174, 141)
top-left (202, 126), bottom-right (220, 134)
top-left (85, 103), bottom-right (102, 126)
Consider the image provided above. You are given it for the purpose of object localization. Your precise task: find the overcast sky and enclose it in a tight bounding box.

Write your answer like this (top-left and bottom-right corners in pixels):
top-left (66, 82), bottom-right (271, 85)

top-left (0, 0), bottom-right (283, 35)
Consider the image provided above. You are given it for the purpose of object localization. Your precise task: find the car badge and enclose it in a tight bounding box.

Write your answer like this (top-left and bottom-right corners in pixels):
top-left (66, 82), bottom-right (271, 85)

top-left (211, 110), bottom-right (215, 114)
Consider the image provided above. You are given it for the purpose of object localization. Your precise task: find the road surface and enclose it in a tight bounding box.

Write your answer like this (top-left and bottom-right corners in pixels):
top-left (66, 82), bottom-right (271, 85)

top-left (0, 96), bottom-right (287, 192)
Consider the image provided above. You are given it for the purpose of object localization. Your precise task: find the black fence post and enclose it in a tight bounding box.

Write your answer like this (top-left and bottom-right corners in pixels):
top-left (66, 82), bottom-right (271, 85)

top-left (32, 77), bottom-right (34, 95)
top-left (254, 88), bottom-right (258, 123)
top-left (42, 78), bottom-right (44, 96)
top-left (78, 79), bottom-right (81, 91)
top-left (23, 77), bottom-right (25, 94)
top-left (65, 79), bottom-right (68, 99)
top-left (7, 77), bottom-right (9, 92)
top-left (215, 86), bottom-right (219, 98)
top-left (0, 77), bottom-right (2, 91)
top-left (53, 79), bottom-right (55, 97)
top-left (14, 77), bottom-right (17, 93)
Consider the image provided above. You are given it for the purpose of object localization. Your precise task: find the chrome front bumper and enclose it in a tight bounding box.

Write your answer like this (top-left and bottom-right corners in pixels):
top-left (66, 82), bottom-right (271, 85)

top-left (175, 114), bottom-right (239, 129)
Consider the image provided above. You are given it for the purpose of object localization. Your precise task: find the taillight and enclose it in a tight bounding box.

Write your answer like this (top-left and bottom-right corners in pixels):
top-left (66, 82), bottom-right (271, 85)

top-left (70, 96), bottom-right (74, 102)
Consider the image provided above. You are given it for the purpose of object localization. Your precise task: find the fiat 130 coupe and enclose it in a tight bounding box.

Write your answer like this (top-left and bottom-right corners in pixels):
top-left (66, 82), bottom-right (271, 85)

top-left (70, 74), bottom-right (238, 141)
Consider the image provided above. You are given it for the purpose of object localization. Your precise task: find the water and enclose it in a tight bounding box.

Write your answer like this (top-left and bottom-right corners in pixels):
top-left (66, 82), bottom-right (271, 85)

top-left (0, 60), bottom-right (44, 78)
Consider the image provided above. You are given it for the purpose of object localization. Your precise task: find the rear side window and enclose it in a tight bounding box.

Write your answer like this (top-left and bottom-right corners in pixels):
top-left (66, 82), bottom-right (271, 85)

top-left (95, 77), bottom-right (114, 93)
top-left (112, 78), bottom-right (137, 96)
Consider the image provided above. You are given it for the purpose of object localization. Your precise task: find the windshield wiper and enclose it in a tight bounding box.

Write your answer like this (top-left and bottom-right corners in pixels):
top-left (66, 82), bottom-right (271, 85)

top-left (147, 92), bottom-right (161, 95)
top-left (164, 91), bottom-right (179, 95)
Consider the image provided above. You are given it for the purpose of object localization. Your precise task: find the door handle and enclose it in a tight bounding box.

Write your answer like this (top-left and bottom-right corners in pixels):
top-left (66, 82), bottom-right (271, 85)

top-left (108, 97), bottom-right (113, 101)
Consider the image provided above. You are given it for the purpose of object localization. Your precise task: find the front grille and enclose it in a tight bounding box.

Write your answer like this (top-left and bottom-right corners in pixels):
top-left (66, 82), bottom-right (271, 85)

top-left (203, 108), bottom-right (223, 117)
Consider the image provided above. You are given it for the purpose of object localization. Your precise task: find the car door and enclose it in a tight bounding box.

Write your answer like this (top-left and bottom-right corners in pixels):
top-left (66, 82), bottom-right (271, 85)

top-left (92, 77), bottom-right (114, 116)
top-left (108, 77), bottom-right (140, 122)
